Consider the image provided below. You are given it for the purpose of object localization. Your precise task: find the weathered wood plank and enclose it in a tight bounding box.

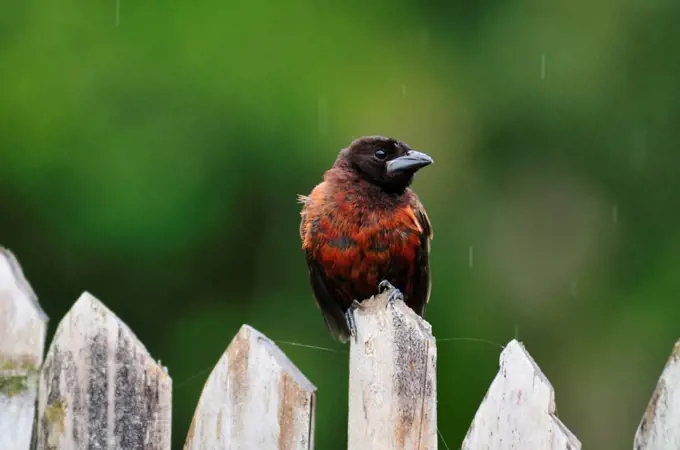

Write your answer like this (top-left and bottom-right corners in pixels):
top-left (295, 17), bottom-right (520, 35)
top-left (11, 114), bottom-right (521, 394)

top-left (36, 292), bottom-right (172, 450)
top-left (462, 339), bottom-right (581, 450)
top-left (347, 289), bottom-right (437, 450)
top-left (634, 339), bottom-right (680, 449)
top-left (0, 247), bottom-right (48, 450)
top-left (184, 324), bottom-right (316, 450)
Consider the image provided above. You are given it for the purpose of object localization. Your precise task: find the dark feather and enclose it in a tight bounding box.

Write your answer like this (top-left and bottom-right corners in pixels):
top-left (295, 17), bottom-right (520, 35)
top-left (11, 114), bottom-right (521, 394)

top-left (407, 196), bottom-right (433, 317)
top-left (304, 250), bottom-right (352, 343)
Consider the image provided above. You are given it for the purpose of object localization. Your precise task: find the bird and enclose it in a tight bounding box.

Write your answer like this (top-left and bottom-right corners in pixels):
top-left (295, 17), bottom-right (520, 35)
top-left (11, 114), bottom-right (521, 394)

top-left (298, 136), bottom-right (434, 343)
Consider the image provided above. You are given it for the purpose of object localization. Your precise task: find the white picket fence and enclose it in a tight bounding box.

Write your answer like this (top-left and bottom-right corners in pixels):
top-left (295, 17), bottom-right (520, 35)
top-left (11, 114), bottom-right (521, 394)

top-left (0, 246), bottom-right (676, 449)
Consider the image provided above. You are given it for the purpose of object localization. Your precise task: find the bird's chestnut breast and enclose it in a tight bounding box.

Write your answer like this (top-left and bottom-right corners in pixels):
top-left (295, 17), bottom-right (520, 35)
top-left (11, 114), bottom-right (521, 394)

top-left (308, 198), bottom-right (423, 297)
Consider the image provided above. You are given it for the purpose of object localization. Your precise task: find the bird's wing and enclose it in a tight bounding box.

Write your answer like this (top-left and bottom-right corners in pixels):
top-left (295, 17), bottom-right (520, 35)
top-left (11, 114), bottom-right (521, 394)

top-left (299, 182), bottom-right (352, 343)
top-left (304, 251), bottom-right (352, 343)
top-left (407, 193), bottom-right (433, 316)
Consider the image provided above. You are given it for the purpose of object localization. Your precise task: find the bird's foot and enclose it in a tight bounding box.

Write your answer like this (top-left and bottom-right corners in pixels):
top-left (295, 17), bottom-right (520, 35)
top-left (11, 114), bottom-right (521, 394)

top-left (345, 300), bottom-right (362, 343)
top-left (378, 280), bottom-right (404, 309)
top-left (378, 280), bottom-right (395, 293)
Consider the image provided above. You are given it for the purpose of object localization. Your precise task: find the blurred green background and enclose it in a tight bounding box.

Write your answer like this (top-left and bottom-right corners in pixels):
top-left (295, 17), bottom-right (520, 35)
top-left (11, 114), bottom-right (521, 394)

top-left (3, 0), bottom-right (680, 448)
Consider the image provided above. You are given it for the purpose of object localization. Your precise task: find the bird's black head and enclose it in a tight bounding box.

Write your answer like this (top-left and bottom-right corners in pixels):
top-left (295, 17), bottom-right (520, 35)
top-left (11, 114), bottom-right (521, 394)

top-left (340, 136), bottom-right (433, 194)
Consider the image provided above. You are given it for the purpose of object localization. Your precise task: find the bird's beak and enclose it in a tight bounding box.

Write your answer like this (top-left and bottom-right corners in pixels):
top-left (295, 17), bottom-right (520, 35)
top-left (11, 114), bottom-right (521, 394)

top-left (386, 150), bottom-right (434, 174)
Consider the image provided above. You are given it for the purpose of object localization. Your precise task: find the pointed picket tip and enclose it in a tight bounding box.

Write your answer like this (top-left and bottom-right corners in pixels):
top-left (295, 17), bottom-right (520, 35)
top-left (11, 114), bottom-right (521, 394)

top-left (0, 247), bottom-right (47, 450)
top-left (37, 291), bottom-right (172, 450)
top-left (67, 290), bottom-right (123, 323)
top-left (184, 324), bottom-right (316, 450)
top-left (634, 339), bottom-right (680, 450)
top-left (0, 247), bottom-right (47, 320)
top-left (0, 247), bottom-right (48, 365)
top-left (462, 339), bottom-right (581, 450)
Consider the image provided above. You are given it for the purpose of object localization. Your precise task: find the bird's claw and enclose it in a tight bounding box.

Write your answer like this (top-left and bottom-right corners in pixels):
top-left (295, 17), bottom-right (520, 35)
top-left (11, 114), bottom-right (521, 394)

top-left (345, 300), bottom-right (362, 343)
top-left (387, 288), bottom-right (404, 309)
top-left (378, 280), bottom-right (404, 309)
top-left (379, 280), bottom-right (395, 293)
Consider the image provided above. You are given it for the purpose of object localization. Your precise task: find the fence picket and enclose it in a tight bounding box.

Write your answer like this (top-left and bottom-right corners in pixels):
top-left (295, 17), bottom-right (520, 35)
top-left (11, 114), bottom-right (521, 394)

top-left (184, 324), bottom-right (316, 450)
top-left (462, 339), bottom-right (581, 450)
top-left (347, 288), bottom-right (437, 450)
top-left (0, 248), bottom-right (48, 450)
top-left (36, 292), bottom-right (172, 450)
top-left (634, 340), bottom-right (680, 449)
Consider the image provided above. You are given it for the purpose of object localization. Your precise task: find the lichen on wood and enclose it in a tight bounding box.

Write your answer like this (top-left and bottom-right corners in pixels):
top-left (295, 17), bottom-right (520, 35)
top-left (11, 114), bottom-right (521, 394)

top-left (43, 400), bottom-right (66, 434)
top-left (0, 375), bottom-right (29, 397)
top-left (0, 359), bottom-right (39, 399)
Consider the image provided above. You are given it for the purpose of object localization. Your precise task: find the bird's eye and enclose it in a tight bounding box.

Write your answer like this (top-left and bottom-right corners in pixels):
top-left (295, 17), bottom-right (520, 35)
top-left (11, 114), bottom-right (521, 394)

top-left (374, 149), bottom-right (387, 160)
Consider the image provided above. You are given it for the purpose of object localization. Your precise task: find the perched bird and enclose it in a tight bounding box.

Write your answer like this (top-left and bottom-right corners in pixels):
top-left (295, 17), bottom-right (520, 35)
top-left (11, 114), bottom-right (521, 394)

top-left (298, 136), bottom-right (434, 343)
